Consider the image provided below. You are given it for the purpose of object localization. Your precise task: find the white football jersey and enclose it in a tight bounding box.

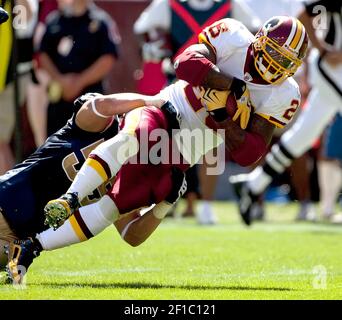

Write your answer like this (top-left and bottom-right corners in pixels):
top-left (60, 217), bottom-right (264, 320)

top-left (159, 18), bottom-right (301, 165)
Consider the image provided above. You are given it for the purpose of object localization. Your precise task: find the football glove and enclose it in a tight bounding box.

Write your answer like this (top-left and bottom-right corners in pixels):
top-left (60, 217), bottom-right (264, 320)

top-left (199, 87), bottom-right (229, 122)
top-left (233, 89), bottom-right (252, 130)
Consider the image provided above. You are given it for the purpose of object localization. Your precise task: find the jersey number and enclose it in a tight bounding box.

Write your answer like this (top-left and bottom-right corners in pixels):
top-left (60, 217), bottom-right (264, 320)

top-left (208, 21), bottom-right (229, 38)
top-left (62, 140), bottom-right (112, 204)
top-left (282, 99), bottom-right (299, 121)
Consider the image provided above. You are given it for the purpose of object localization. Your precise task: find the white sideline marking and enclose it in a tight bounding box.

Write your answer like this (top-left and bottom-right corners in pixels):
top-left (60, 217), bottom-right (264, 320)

top-left (41, 267), bottom-right (162, 277)
top-left (40, 267), bottom-right (340, 280)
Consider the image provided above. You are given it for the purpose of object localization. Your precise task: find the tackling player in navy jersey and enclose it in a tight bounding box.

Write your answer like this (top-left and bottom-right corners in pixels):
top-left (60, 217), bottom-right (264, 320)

top-left (0, 92), bottom-right (176, 275)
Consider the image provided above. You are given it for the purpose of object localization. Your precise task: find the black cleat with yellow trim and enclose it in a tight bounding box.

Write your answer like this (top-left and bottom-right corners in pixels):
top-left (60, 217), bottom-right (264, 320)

top-left (44, 192), bottom-right (80, 230)
top-left (5, 238), bottom-right (42, 285)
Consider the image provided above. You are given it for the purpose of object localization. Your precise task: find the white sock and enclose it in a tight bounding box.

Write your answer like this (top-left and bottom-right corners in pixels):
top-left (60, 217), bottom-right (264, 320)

top-left (67, 165), bottom-right (108, 202)
top-left (37, 195), bottom-right (118, 250)
top-left (318, 161), bottom-right (342, 216)
top-left (247, 166), bottom-right (272, 195)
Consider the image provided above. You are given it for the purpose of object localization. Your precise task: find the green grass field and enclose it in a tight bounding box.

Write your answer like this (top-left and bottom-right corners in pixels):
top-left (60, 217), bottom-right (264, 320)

top-left (1, 201), bottom-right (342, 299)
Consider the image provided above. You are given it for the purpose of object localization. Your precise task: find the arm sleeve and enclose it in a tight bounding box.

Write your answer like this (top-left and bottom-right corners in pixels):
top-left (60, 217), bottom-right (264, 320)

top-left (230, 131), bottom-right (267, 167)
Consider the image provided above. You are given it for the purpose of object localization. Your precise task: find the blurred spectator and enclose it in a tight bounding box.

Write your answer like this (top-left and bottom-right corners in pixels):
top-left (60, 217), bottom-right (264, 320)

top-left (26, 0), bottom-right (58, 148)
top-left (133, 0), bottom-right (257, 93)
top-left (230, 0), bottom-right (342, 225)
top-left (39, 0), bottom-right (120, 135)
top-left (318, 115), bottom-right (342, 220)
top-left (231, 0), bottom-right (317, 221)
top-left (0, 0), bottom-right (38, 174)
top-left (237, 0), bottom-right (304, 32)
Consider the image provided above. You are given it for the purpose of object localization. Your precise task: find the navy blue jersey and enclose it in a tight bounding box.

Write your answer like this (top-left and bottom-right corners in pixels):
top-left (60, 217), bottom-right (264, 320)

top-left (0, 115), bottom-right (118, 238)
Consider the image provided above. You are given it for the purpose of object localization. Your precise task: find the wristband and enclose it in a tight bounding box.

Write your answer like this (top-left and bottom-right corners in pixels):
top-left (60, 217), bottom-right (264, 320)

top-left (91, 98), bottom-right (110, 118)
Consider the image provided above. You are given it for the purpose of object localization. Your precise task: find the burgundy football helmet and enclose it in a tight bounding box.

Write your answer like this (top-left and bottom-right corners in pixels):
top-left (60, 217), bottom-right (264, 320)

top-left (253, 16), bottom-right (308, 84)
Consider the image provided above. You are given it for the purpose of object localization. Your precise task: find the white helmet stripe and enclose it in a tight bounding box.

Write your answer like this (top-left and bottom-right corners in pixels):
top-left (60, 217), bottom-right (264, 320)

top-left (285, 17), bottom-right (297, 47)
top-left (295, 25), bottom-right (306, 52)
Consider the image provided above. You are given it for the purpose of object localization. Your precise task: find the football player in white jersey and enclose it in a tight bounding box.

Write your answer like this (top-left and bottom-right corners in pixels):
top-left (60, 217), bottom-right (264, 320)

top-left (7, 16), bottom-right (308, 281)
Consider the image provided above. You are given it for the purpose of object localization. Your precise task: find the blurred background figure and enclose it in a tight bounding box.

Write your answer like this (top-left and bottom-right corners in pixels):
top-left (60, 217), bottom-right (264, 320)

top-left (133, 0), bottom-right (258, 92)
top-left (25, 0), bottom-right (58, 148)
top-left (230, 0), bottom-right (318, 222)
top-left (230, 0), bottom-right (342, 225)
top-left (290, 0), bottom-right (342, 222)
top-left (0, 0), bottom-right (38, 174)
top-left (39, 0), bottom-right (120, 135)
top-left (318, 114), bottom-right (342, 221)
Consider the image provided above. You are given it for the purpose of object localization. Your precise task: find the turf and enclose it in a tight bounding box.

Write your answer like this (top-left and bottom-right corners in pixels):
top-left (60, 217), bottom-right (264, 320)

top-left (1, 201), bottom-right (342, 299)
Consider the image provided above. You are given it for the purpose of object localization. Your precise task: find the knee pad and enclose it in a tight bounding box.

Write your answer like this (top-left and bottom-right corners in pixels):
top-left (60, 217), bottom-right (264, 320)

top-left (90, 133), bottom-right (139, 177)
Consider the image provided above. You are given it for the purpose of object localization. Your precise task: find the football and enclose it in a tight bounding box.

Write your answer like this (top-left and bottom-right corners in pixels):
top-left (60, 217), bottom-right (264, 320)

top-left (225, 90), bottom-right (238, 118)
top-left (226, 92), bottom-right (237, 118)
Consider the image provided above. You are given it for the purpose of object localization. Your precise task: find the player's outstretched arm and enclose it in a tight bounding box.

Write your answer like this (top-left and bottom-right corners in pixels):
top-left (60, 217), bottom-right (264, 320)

top-left (114, 167), bottom-right (187, 247)
top-left (75, 93), bottom-right (166, 132)
top-left (114, 204), bottom-right (168, 247)
top-left (88, 92), bottom-right (166, 116)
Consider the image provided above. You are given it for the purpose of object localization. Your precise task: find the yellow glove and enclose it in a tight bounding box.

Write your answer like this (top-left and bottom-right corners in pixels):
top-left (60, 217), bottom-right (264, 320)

top-left (199, 87), bottom-right (229, 112)
top-left (233, 89), bottom-right (252, 130)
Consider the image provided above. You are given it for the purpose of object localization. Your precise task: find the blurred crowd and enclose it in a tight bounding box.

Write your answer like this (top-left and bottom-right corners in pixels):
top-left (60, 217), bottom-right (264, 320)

top-left (0, 0), bottom-right (341, 224)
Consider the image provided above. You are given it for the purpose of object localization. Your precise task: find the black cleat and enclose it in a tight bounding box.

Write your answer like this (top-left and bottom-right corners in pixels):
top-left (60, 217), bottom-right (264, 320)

top-left (5, 238), bottom-right (42, 284)
top-left (0, 7), bottom-right (9, 25)
top-left (44, 192), bottom-right (80, 230)
top-left (229, 174), bottom-right (259, 226)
